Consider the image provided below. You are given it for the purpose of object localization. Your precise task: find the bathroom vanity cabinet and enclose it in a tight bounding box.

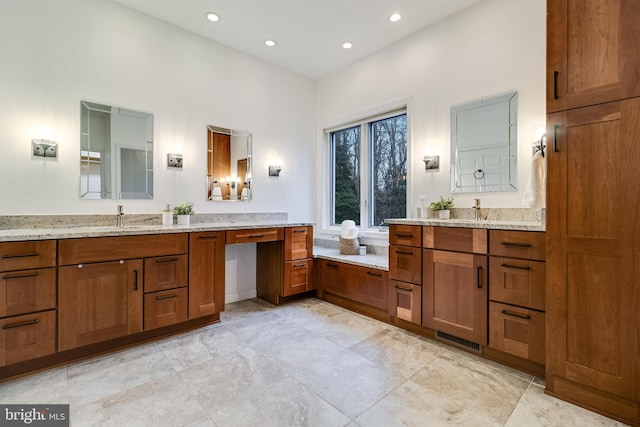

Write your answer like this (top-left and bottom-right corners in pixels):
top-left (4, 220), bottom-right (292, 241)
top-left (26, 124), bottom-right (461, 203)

top-left (317, 259), bottom-right (389, 318)
top-left (422, 227), bottom-right (488, 345)
top-left (58, 234), bottom-right (188, 350)
top-left (188, 231), bottom-right (225, 319)
top-left (0, 241), bottom-right (57, 366)
top-left (487, 230), bottom-right (546, 368)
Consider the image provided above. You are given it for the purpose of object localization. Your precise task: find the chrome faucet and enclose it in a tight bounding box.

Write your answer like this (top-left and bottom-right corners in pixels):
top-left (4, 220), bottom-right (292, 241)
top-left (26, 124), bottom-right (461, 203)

top-left (473, 198), bottom-right (481, 221)
top-left (117, 205), bottom-right (124, 227)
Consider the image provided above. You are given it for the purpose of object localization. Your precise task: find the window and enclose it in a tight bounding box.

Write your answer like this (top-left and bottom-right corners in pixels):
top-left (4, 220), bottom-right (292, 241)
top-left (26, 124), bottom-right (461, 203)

top-left (329, 110), bottom-right (407, 229)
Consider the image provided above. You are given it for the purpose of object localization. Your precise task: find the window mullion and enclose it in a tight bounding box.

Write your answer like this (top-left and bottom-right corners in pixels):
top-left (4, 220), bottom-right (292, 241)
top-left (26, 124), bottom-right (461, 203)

top-left (360, 123), bottom-right (370, 229)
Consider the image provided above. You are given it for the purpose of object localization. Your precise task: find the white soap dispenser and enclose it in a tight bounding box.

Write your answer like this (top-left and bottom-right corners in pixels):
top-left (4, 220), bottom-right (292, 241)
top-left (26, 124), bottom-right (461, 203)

top-left (162, 204), bottom-right (173, 226)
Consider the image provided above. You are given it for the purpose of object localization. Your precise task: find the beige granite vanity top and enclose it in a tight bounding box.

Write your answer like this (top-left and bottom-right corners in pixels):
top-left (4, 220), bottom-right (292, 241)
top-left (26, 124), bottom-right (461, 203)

top-left (0, 221), bottom-right (312, 242)
top-left (385, 218), bottom-right (545, 232)
top-left (313, 246), bottom-right (388, 271)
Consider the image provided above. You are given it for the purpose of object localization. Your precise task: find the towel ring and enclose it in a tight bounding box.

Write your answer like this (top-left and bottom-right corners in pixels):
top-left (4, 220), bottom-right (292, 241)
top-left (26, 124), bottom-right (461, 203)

top-left (474, 169), bottom-right (485, 179)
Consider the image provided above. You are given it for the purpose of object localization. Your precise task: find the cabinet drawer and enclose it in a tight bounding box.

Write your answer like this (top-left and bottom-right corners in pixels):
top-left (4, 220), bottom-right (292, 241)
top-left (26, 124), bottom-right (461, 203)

top-left (423, 227), bottom-right (488, 254)
top-left (144, 288), bottom-right (188, 331)
top-left (489, 302), bottom-right (545, 365)
top-left (0, 240), bottom-right (56, 272)
top-left (144, 255), bottom-right (188, 293)
top-left (489, 230), bottom-right (545, 261)
top-left (322, 261), bottom-right (388, 311)
top-left (59, 234), bottom-right (188, 265)
top-left (226, 228), bottom-right (284, 244)
top-left (0, 310), bottom-right (56, 366)
top-left (0, 268), bottom-right (56, 318)
top-left (389, 281), bottom-right (422, 324)
top-left (285, 226), bottom-right (313, 260)
top-left (389, 225), bottom-right (421, 247)
top-left (283, 259), bottom-right (313, 297)
top-left (389, 245), bottom-right (421, 284)
top-left (489, 257), bottom-right (545, 311)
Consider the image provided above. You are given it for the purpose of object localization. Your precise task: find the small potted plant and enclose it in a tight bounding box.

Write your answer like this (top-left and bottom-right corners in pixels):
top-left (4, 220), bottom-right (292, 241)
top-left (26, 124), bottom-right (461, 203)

top-left (173, 202), bottom-right (194, 226)
top-left (430, 196), bottom-right (454, 219)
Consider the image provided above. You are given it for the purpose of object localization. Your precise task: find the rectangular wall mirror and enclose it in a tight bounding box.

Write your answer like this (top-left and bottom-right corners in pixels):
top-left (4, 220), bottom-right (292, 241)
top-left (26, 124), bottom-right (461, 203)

top-left (207, 126), bottom-right (252, 202)
top-left (450, 91), bottom-right (518, 193)
top-left (80, 100), bottom-right (154, 199)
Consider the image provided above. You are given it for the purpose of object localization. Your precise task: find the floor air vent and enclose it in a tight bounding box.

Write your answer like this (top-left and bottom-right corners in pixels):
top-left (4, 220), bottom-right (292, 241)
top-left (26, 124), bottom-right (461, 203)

top-left (436, 331), bottom-right (482, 354)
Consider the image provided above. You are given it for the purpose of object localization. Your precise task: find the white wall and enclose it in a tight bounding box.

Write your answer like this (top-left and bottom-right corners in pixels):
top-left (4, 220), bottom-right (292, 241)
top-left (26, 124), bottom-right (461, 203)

top-left (315, 0), bottom-right (546, 231)
top-left (0, 0), bottom-right (316, 222)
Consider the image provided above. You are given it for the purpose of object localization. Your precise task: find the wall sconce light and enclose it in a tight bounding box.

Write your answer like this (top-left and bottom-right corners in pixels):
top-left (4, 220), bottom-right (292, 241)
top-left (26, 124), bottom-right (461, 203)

top-left (423, 155), bottom-right (440, 170)
top-left (167, 153), bottom-right (183, 168)
top-left (32, 139), bottom-right (58, 158)
top-left (269, 165), bottom-right (282, 177)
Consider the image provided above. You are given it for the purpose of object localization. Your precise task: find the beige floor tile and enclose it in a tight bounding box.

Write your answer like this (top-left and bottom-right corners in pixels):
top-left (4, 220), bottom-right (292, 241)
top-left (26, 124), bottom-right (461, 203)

top-left (0, 367), bottom-right (69, 404)
top-left (355, 380), bottom-right (500, 427)
top-left (299, 310), bottom-right (393, 348)
top-left (505, 383), bottom-right (629, 427)
top-left (294, 349), bottom-right (405, 419)
top-left (349, 329), bottom-right (444, 378)
top-left (71, 372), bottom-right (205, 427)
top-left (67, 342), bottom-right (175, 406)
top-left (184, 416), bottom-right (217, 427)
top-left (410, 350), bottom-right (530, 424)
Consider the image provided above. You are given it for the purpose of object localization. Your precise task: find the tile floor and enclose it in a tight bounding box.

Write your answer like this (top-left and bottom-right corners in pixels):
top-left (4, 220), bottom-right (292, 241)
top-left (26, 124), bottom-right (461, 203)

top-left (0, 298), bottom-right (629, 427)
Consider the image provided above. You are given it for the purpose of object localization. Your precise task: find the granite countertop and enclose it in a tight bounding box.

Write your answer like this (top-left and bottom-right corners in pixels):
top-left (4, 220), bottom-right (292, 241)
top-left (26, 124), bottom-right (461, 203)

top-left (313, 246), bottom-right (388, 271)
top-left (0, 221), bottom-right (312, 242)
top-left (385, 218), bottom-right (545, 232)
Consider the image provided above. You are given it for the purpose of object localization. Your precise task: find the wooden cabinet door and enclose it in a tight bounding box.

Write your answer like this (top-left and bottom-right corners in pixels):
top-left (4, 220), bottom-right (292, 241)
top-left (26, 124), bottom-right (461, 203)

top-left (423, 249), bottom-right (488, 345)
top-left (284, 226), bottom-right (312, 261)
top-left (283, 259), bottom-right (313, 296)
top-left (389, 245), bottom-right (421, 284)
top-left (546, 99), bottom-right (640, 401)
top-left (489, 302), bottom-right (545, 365)
top-left (58, 260), bottom-right (143, 351)
top-left (0, 268), bottom-right (56, 317)
top-left (389, 281), bottom-right (421, 324)
top-left (547, 0), bottom-right (640, 113)
top-left (321, 261), bottom-right (388, 311)
top-left (188, 232), bottom-right (225, 318)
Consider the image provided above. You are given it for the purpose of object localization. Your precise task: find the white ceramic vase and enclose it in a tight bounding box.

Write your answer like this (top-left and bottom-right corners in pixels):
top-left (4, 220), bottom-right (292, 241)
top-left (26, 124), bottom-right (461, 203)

top-left (177, 215), bottom-right (190, 226)
top-left (438, 210), bottom-right (450, 220)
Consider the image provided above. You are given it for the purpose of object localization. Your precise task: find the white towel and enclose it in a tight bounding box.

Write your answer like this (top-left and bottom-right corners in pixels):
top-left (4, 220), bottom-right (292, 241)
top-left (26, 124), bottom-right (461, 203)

top-left (211, 186), bottom-right (222, 201)
top-left (340, 220), bottom-right (358, 238)
top-left (521, 150), bottom-right (546, 207)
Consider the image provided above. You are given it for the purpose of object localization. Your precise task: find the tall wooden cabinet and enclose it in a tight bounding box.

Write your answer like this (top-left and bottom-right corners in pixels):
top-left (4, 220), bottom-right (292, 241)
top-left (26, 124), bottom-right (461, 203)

top-left (546, 1), bottom-right (640, 424)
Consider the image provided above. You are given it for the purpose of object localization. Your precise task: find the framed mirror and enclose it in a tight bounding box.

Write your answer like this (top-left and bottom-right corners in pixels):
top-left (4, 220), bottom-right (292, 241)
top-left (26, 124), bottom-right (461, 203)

top-left (450, 91), bottom-right (518, 193)
top-left (207, 126), bottom-right (253, 201)
top-left (80, 101), bottom-right (154, 199)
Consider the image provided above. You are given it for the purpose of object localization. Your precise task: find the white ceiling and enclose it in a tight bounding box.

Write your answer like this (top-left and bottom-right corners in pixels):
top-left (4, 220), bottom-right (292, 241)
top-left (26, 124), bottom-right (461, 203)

top-left (111, 0), bottom-right (480, 79)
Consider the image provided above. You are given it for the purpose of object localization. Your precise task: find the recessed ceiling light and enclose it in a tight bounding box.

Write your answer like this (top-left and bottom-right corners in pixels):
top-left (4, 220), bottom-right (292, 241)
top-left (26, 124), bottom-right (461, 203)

top-left (342, 42), bottom-right (353, 49)
top-left (205, 12), bottom-right (220, 22)
top-left (389, 13), bottom-right (402, 22)
top-left (265, 39), bottom-right (277, 47)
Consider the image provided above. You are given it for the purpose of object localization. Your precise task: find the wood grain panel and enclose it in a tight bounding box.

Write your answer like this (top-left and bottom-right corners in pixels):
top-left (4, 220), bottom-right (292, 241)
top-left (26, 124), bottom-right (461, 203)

top-left (284, 226), bottom-right (312, 261)
top-left (423, 249), bottom-right (488, 345)
top-left (144, 288), bottom-right (188, 330)
top-left (320, 260), bottom-right (389, 312)
top-left (489, 257), bottom-right (546, 311)
top-left (389, 280), bottom-right (422, 324)
top-left (58, 260), bottom-right (143, 351)
top-left (283, 259), bottom-right (313, 297)
top-left (489, 302), bottom-right (545, 365)
top-left (0, 310), bottom-right (56, 367)
top-left (546, 98), bottom-right (640, 405)
top-left (431, 227), bottom-right (487, 254)
top-left (389, 245), bottom-right (421, 284)
top-left (489, 230), bottom-right (546, 261)
top-left (547, 0), bottom-right (640, 112)
top-left (225, 228), bottom-right (284, 244)
top-left (144, 255), bottom-right (188, 293)
top-left (0, 268), bottom-right (56, 317)
top-left (0, 240), bottom-right (56, 272)
top-left (389, 225), bottom-right (421, 247)
top-left (59, 234), bottom-right (188, 265)
top-left (188, 231), bottom-right (225, 318)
